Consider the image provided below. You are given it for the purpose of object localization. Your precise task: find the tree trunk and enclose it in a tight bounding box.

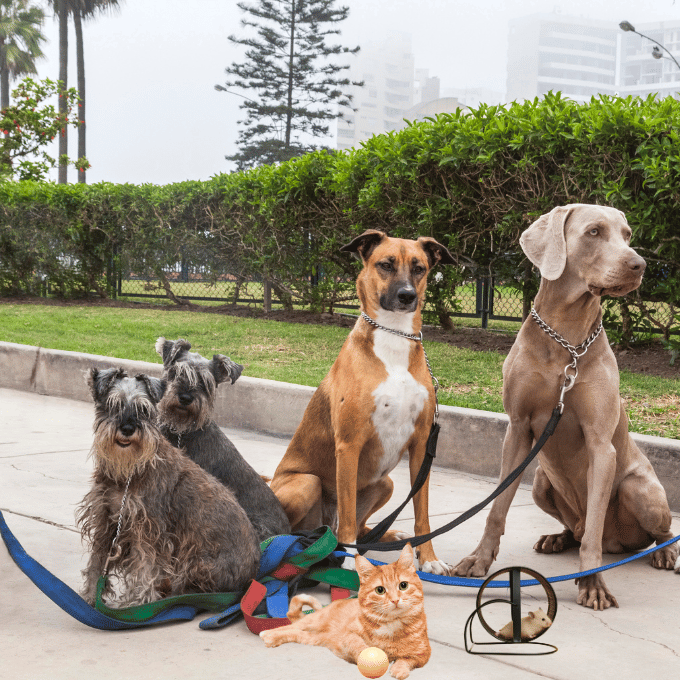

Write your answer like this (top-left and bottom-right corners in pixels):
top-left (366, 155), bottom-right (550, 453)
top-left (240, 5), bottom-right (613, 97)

top-left (58, 0), bottom-right (68, 184)
top-left (0, 36), bottom-right (9, 112)
top-left (74, 8), bottom-right (86, 184)
top-left (285, 0), bottom-right (295, 156)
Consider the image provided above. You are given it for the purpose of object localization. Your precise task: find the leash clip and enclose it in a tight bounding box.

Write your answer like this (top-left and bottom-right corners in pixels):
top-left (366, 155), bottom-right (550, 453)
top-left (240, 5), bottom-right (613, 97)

top-left (557, 364), bottom-right (578, 414)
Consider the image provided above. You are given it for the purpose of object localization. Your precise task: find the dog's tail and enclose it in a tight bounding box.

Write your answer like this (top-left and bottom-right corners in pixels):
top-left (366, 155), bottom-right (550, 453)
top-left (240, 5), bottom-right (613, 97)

top-left (287, 594), bottom-right (323, 622)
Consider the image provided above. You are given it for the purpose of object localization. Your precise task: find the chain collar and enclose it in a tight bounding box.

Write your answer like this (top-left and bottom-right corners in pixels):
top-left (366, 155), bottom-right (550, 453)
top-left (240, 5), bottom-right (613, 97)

top-left (360, 311), bottom-right (439, 421)
top-left (530, 307), bottom-right (603, 412)
top-left (103, 473), bottom-right (133, 576)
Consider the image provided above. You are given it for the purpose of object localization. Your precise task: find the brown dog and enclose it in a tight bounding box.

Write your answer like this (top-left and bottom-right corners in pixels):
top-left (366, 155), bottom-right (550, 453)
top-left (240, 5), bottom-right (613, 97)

top-left (270, 230), bottom-right (455, 574)
top-left (454, 204), bottom-right (678, 609)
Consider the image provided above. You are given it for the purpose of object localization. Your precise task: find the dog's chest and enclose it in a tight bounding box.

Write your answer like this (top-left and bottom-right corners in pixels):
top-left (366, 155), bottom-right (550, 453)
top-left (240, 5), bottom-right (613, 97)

top-left (370, 331), bottom-right (428, 478)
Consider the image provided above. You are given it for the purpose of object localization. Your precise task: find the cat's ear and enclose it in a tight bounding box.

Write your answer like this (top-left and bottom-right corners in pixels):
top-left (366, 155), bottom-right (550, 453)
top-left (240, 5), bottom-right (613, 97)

top-left (354, 554), bottom-right (374, 582)
top-left (397, 543), bottom-right (415, 569)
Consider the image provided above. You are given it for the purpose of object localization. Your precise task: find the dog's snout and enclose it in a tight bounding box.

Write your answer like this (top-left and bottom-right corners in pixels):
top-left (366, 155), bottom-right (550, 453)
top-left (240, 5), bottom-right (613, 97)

top-left (178, 392), bottom-right (194, 406)
top-left (397, 286), bottom-right (417, 305)
top-left (627, 253), bottom-right (646, 274)
top-left (119, 421), bottom-right (136, 437)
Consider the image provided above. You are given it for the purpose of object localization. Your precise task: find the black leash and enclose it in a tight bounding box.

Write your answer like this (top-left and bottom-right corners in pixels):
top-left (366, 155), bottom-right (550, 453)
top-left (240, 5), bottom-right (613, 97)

top-left (344, 406), bottom-right (562, 553)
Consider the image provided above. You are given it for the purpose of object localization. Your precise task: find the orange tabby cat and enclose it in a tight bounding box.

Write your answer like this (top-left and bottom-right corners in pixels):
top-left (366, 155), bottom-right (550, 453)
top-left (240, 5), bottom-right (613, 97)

top-left (260, 543), bottom-right (430, 679)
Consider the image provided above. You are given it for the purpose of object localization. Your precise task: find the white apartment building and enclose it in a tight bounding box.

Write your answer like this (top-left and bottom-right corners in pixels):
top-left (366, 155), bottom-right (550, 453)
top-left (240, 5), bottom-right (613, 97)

top-left (507, 13), bottom-right (680, 103)
top-left (337, 33), bottom-right (415, 152)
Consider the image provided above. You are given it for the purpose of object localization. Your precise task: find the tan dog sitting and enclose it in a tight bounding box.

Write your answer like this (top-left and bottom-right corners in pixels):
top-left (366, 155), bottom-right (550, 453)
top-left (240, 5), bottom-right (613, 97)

top-left (270, 230), bottom-right (455, 574)
top-left (454, 204), bottom-right (678, 609)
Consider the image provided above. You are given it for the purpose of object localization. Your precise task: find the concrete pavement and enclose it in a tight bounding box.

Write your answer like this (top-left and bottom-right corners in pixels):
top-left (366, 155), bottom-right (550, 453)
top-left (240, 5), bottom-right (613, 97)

top-left (1, 387), bottom-right (679, 680)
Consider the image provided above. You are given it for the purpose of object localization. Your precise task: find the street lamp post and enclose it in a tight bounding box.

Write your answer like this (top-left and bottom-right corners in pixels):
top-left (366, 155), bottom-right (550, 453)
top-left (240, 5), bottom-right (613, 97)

top-left (619, 20), bottom-right (680, 71)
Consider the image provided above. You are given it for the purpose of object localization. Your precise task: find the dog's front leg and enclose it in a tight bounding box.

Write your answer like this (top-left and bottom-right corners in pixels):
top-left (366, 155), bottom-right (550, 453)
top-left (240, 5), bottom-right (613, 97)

top-left (454, 419), bottom-right (533, 577)
top-left (335, 440), bottom-right (362, 569)
top-left (576, 437), bottom-right (619, 610)
top-left (408, 435), bottom-right (450, 575)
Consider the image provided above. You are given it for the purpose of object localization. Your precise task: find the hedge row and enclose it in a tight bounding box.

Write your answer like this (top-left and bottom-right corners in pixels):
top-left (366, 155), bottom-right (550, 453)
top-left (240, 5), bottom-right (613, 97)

top-left (0, 92), bottom-right (678, 345)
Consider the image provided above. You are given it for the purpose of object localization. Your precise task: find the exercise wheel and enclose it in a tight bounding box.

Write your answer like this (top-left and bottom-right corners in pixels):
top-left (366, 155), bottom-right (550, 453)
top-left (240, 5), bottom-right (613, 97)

top-left (464, 566), bottom-right (558, 655)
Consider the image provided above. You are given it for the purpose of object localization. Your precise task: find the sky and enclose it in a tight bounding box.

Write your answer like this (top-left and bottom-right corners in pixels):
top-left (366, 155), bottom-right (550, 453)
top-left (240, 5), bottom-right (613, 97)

top-left (26, 0), bottom-right (680, 185)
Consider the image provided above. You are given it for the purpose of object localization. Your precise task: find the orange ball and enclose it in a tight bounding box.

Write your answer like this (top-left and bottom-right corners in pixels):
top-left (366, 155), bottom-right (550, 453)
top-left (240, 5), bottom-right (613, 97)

top-left (357, 647), bottom-right (389, 678)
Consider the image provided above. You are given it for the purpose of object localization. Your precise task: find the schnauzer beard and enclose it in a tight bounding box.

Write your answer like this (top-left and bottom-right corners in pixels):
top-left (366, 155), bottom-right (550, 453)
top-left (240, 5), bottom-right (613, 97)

top-left (157, 362), bottom-right (217, 433)
top-left (91, 419), bottom-right (160, 483)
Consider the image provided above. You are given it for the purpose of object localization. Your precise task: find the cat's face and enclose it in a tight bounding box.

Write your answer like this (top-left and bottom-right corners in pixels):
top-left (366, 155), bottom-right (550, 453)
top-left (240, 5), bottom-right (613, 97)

top-left (355, 544), bottom-right (423, 619)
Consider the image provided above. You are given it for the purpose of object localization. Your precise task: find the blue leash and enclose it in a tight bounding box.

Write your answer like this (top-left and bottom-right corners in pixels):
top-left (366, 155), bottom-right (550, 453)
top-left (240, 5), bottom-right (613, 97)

top-left (338, 532), bottom-right (680, 587)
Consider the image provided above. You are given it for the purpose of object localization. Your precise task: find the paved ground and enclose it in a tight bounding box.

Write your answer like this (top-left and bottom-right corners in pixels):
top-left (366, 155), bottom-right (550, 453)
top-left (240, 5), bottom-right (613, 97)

top-left (1, 387), bottom-right (679, 680)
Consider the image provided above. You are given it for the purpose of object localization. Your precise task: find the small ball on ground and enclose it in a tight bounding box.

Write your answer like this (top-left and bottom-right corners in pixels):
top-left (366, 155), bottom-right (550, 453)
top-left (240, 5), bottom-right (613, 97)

top-left (357, 647), bottom-right (389, 678)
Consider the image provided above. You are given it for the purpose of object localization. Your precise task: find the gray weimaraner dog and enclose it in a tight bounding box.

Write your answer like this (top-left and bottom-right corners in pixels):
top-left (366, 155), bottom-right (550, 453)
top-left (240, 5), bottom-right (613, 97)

top-left (454, 204), bottom-right (678, 609)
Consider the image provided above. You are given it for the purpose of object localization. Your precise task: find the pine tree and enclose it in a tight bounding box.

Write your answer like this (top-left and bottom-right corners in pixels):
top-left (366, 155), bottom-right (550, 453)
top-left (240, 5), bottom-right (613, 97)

top-left (217, 0), bottom-right (361, 170)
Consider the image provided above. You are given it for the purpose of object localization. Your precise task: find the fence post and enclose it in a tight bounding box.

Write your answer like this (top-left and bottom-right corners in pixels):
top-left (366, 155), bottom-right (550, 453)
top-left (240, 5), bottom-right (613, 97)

top-left (476, 276), bottom-right (490, 329)
top-left (263, 279), bottom-right (272, 314)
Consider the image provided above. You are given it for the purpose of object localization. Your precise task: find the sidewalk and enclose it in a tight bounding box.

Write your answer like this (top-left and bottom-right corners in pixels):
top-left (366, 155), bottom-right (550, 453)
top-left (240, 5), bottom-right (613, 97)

top-left (1, 387), bottom-right (679, 680)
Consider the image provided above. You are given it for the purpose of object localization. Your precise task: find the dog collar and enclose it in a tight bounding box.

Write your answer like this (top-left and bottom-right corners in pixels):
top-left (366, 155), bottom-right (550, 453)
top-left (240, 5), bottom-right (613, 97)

top-left (360, 311), bottom-right (423, 342)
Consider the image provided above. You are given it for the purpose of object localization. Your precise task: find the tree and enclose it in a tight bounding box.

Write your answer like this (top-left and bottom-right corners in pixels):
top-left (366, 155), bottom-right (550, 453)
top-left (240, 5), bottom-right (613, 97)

top-left (0, 0), bottom-right (45, 112)
top-left (217, 0), bottom-right (361, 170)
top-left (0, 77), bottom-right (85, 180)
top-left (49, 0), bottom-right (120, 184)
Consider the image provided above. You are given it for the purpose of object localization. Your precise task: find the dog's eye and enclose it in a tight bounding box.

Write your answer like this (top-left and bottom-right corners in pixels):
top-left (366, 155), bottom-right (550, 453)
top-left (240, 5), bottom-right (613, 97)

top-left (589, 228), bottom-right (599, 236)
top-left (398, 581), bottom-right (409, 591)
top-left (413, 265), bottom-right (426, 276)
top-left (378, 261), bottom-right (393, 272)
top-left (375, 586), bottom-right (386, 595)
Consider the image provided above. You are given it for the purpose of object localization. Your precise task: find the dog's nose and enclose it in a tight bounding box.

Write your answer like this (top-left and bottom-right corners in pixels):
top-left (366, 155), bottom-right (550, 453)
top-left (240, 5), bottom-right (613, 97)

top-left (178, 392), bottom-right (194, 406)
top-left (627, 253), bottom-right (646, 274)
top-left (120, 422), bottom-right (136, 437)
top-left (397, 287), bottom-right (417, 305)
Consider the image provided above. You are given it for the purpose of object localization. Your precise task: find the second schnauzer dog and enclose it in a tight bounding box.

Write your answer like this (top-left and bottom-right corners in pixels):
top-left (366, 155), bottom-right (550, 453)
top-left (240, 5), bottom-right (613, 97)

top-left (77, 367), bottom-right (260, 607)
top-left (155, 337), bottom-right (291, 542)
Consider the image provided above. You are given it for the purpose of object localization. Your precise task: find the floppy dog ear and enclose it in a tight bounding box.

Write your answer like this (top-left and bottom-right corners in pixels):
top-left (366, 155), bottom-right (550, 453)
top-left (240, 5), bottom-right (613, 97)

top-left (87, 367), bottom-right (125, 402)
top-left (417, 236), bottom-right (456, 268)
top-left (340, 229), bottom-right (386, 262)
top-left (155, 337), bottom-right (191, 367)
top-left (519, 205), bottom-right (573, 280)
top-left (134, 374), bottom-right (166, 403)
top-left (211, 355), bottom-right (244, 385)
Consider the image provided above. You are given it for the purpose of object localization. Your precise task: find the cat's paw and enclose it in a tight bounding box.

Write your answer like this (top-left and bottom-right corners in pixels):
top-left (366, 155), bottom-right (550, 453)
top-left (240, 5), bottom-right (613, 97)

top-left (418, 559), bottom-right (451, 576)
top-left (259, 630), bottom-right (276, 647)
top-left (390, 660), bottom-right (411, 679)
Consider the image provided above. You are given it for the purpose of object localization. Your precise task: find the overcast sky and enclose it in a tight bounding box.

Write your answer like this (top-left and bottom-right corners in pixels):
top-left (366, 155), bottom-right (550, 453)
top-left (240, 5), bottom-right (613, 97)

top-left (28, 0), bottom-right (680, 185)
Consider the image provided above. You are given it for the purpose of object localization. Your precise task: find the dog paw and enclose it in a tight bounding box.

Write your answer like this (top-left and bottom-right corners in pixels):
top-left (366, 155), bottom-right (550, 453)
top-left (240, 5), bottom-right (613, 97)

top-left (341, 546), bottom-right (358, 571)
top-left (674, 552), bottom-right (680, 573)
top-left (534, 530), bottom-right (579, 554)
top-left (576, 574), bottom-right (619, 610)
top-left (452, 553), bottom-right (493, 578)
top-left (650, 544), bottom-right (679, 570)
top-left (418, 559), bottom-right (450, 576)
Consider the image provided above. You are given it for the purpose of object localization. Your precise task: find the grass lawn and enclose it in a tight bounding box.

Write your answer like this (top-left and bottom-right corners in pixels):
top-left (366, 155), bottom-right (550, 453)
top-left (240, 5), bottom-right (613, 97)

top-left (0, 302), bottom-right (677, 439)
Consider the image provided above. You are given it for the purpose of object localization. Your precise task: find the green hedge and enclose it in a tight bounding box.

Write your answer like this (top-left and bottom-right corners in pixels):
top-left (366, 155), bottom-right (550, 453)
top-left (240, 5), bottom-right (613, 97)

top-left (0, 92), bottom-right (678, 345)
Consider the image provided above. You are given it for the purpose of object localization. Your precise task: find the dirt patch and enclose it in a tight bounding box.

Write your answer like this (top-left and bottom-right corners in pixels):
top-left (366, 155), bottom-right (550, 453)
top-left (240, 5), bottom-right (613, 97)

top-left (2, 295), bottom-right (678, 380)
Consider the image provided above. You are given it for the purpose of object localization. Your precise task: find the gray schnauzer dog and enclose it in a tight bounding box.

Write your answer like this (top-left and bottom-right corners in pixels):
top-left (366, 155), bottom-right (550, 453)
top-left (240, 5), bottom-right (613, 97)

top-left (155, 337), bottom-right (291, 542)
top-left (77, 367), bottom-right (260, 607)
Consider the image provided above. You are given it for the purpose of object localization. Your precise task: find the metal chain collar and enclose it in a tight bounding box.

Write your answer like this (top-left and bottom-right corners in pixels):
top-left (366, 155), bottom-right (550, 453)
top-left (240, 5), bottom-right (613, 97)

top-left (103, 473), bottom-right (133, 576)
top-left (360, 311), bottom-right (439, 422)
top-left (530, 307), bottom-right (603, 412)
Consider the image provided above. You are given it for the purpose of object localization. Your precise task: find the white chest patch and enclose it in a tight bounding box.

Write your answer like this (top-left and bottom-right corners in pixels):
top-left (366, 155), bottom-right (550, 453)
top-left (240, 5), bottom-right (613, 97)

top-left (370, 311), bottom-right (428, 480)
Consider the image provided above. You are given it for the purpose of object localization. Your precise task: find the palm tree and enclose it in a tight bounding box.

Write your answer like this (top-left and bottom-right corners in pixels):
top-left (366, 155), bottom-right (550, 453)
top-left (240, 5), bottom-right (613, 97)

top-left (50, 0), bottom-right (120, 184)
top-left (0, 0), bottom-right (45, 112)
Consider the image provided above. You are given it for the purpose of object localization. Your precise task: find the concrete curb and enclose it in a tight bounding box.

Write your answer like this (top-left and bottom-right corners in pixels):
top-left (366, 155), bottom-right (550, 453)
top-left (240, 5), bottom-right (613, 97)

top-left (1, 340), bottom-right (678, 510)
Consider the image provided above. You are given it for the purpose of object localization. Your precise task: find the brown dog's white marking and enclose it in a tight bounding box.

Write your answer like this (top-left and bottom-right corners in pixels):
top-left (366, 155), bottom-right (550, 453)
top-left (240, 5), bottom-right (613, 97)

top-left (270, 230), bottom-right (455, 574)
top-left (454, 204), bottom-right (678, 609)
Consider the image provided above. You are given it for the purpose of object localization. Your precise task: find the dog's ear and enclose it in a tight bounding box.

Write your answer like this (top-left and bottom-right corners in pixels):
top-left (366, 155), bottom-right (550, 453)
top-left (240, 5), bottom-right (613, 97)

top-left (519, 205), bottom-right (573, 280)
top-left (211, 355), bottom-right (244, 385)
top-left (155, 337), bottom-right (191, 367)
top-left (340, 229), bottom-right (386, 262)
top-left (135, 374), bottom-right (166, 403)
top-left (87, 367), bottom-right (125, 402)
top-left (417, 236), bottom-right (456, 268)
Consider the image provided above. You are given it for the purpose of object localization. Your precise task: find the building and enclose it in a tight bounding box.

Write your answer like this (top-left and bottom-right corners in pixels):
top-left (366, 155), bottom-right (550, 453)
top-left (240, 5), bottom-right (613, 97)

top-left (506, 13), bottom-right (680, 103)
top-left (336, 33), bottom-right (415, 152)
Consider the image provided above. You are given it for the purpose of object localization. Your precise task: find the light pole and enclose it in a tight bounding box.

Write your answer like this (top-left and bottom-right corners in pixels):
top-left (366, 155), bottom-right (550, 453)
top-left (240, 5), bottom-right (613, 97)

top-left (619, 20), bottom-right (680, 71)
